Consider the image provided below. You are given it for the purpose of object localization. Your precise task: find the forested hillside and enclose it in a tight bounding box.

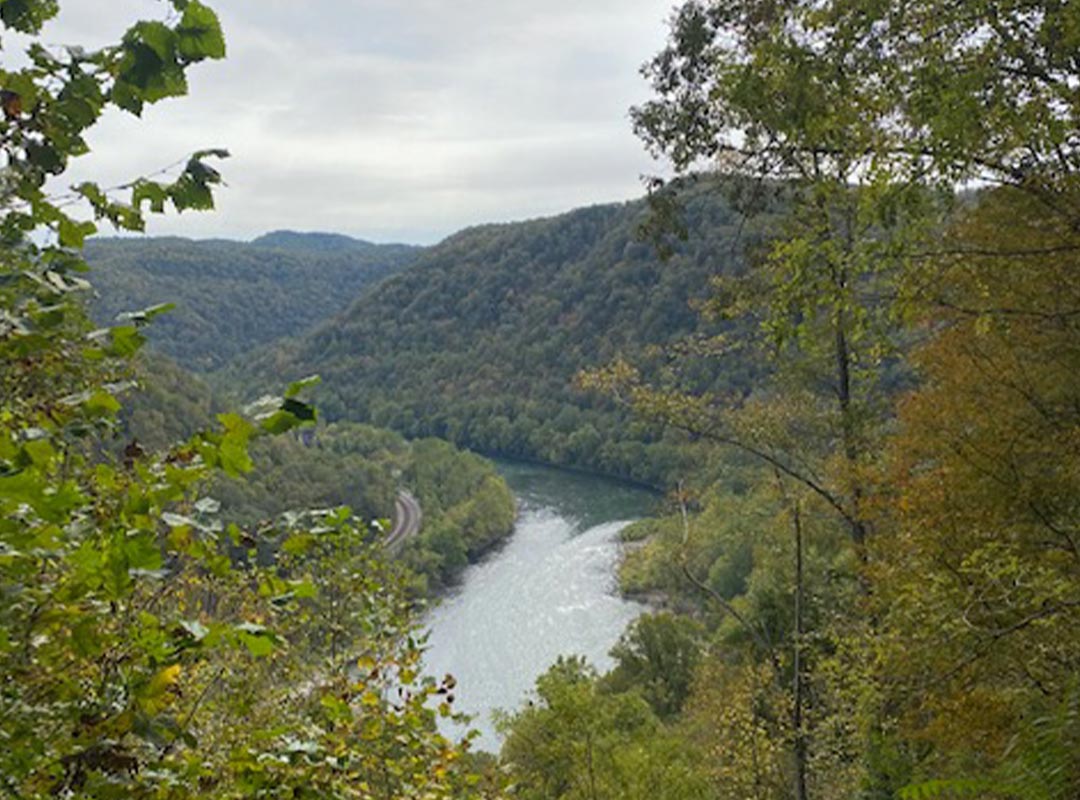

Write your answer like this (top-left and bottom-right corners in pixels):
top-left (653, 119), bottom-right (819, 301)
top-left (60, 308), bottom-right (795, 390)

top-left (0, 3), bottom-right (502, 796)
top-left (116, 354), bottom-right (515, 594)
top-left (235, 183), bottom-right (770, 486)
top-left (491, 1), bottom-right (1080, 798)
top-left (6, 0), bottom-right (1080, 798)
top-left (86, 233), bottom-right (420, 370)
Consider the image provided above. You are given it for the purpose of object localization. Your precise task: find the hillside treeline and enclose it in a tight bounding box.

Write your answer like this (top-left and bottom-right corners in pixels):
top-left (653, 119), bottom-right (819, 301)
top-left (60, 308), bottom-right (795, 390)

top-left (493, 1), bottom-right (1080, 798)
top-left (235, 185), bottom-right (772, 487)
top-left (118, 357), bottom-right (515, 593)
top-left (87, 233), bottom-right (419, 370)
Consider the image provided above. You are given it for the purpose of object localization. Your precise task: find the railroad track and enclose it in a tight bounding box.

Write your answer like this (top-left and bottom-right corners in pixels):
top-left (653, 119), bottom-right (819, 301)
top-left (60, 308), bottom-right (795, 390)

top-left (385, 491), bottom-right (421, 553)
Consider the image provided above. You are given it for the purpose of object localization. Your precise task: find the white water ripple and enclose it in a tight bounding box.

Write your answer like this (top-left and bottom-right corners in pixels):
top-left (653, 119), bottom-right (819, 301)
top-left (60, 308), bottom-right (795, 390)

top-left (422, 506), bottom-right (646, 752)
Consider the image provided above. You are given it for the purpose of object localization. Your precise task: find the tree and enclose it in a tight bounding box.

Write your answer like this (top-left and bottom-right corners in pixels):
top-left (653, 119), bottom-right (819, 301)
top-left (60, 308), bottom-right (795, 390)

top-left (498, 657), bottom-right (709, 800)
top-left (582, 3), bottom-right (936, 796)
top-left (599, 612), bottom-right (704, 721)
top-left (625, 0), bottom-right (942, 556)
top-left (616, 2), bottom-right (1080, 798)
top-left (874, 187), bottom-right (1080, 786)
top-left (1, 4), bottom-right (234, 793)
top-left (0, 4), bottom-right (491, 798)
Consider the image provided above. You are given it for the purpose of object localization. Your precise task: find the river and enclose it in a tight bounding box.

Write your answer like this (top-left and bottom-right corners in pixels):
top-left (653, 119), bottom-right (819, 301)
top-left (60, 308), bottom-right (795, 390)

top-left (422, 460), bottom-right (657, 752)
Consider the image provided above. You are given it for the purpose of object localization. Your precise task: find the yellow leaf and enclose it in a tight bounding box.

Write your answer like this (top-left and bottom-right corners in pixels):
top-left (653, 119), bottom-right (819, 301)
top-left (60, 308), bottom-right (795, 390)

top-left (147, 663), bottom-right (182, 698)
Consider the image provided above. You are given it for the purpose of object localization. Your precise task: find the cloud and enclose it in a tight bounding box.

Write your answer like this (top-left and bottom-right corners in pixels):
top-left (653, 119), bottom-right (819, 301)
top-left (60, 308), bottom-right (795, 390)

top-left (45, 0), bottom-right (674, 243)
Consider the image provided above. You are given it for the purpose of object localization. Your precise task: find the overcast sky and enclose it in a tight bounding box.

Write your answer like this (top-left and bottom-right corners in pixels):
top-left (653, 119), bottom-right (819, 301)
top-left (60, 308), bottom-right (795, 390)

top-left (44, 1), bottom-right (675, 244)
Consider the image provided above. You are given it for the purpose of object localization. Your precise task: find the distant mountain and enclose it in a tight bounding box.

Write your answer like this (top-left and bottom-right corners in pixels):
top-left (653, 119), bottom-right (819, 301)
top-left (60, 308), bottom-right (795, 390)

top-left (86, 233), bottom-right (422, 372)
top-left (235, 184), bottom-right (771, 486)
top-left (252, 230), bottom-right (415, 257)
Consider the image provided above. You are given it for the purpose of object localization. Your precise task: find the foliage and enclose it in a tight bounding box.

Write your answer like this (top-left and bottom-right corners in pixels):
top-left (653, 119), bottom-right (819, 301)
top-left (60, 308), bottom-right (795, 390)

top-left (585, 23), bottom-right (934, 797)
top-left (119, 352), bottom-right (220, 450)
top-left (8, 0), bottom-right (1079, 797)
top-left (498, 657), bottom-right (710, 800)
top-left (121, 361), bottom-right (519, 593)
top-left (220, 508), bottom-right (484, 799)
top-left (225, 181), bottom-right (771, 487)
top-left (208, 423), bottom-right (516, 594)
top-left (0, 3), bottom-right (494, 798)
top-left (87, 234), bottom-right (419, 371)
top-left (598, 612), bottom-right (704, 720)
top-left (212, 424), bottom-right (400, 527)
top-left (884, 0), bottom-right (1080, 187)
top-left (570, 1), bottom-right (1080, 799)
top-left (398, 437), bottom-right (517, 591)
top-left (874, 186), bottom-right (1080, 777)
top-left (115, 350), bottom-right (517, 594)
top-left (900, 684), bottom-right (1080, 800)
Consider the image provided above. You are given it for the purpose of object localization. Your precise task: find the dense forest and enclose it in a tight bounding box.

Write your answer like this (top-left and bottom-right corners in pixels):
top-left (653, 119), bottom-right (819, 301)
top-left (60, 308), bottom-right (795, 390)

top-left (490, 3), bottom-right (1080, 799)
top-left (87, 233), bottom-right (420, 370)
top-left (118, 353), bottom-right (515, 594)
top-left (224, 184), bottom-right (773, 487)
top-left (213, 425), bottom-right (515, 595)
top-left (99, 185), bottom-right (773, 488)
top-left (3, 0), bottom-right (1080, 799)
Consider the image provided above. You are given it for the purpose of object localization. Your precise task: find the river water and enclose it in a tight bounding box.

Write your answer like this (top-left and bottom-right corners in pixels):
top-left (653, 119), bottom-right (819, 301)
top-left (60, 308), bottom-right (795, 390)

top-left (421, 460), bottom-right (656, 752)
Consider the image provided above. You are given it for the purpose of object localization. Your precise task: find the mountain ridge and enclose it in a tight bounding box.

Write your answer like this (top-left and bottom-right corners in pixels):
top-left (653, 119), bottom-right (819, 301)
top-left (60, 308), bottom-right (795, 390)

top-left (229, 183), bottom-right (770, 485)
top-left (87, 184), bottom-right (772, 485)
top-left (86, 233), bottom-right (422, 371)
top-left (251, 229), bottom-right (419, 255)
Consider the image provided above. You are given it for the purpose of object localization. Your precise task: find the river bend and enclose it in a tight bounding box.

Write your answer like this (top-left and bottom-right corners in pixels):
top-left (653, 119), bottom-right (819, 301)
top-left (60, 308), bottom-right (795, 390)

top-left (422, 461), bottom-right (655, 752)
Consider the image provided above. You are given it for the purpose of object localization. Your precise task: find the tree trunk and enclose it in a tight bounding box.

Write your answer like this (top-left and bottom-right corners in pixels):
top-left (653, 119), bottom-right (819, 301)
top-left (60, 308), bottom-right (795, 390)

top-left (792, 500), bottom-right (810, 800)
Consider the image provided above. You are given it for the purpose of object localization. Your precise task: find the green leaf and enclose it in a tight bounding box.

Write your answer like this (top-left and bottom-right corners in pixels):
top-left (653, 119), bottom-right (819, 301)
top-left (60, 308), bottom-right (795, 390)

top-left (258, 396), bottom-right (317, 435)
top-left (110, 79), bottom-right (144, 116)
top-left (128, 20), bottom-right (176, 61)
top-left (320, 694), bottom-right (353, 722)
top-left (21, 438), bottom-right (54, 468)
top-left (216, 413), bottom-right (254, 476)
top-left (0, 0), bottom-right (59, 33)
top-left (192, 147), bottom-right (230, 160)
top-left (132, 180), bottom-right (169, 213)
top-left (185, 156), bottom-right (221, 184)
top-left (75, 181), bottom-right (107, 208)
top-left (26, 140), bottom-right (64, 174)
top-left (169, 173), bottom-right (214, 211)
top-left (83, 389), bottom-right (122, 418)
top-left (236, 623), bottom-right (275, 657)
top-left (259, 409), bottom-right (301, 435)
top-left (106, 324), bottom-right (146, 357)
top-left (58, 217), bottom-right (97, 248)
top-left (125, 531), bottom-right (163, 572)
top-left (284, 399), bottom-right (316, 423)
top-left (114, 22), bottom-right (189, 112)
top-left (285, 374), bottom-right (321, 399)
top-left (57, 73), bottom-right (104, 128)
top-left (177, 1), bottom-right (226, 61)
top-left (281, 533), bottom-right (312, 556)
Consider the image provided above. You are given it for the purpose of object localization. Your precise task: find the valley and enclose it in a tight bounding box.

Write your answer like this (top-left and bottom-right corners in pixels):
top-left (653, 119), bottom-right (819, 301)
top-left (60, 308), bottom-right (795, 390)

top-left (5, 2), bottom-right (1079, 796)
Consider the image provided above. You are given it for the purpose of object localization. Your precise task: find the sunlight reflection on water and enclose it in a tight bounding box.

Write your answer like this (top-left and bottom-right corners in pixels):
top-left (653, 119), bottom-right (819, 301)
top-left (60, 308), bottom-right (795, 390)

top-left (422, 464), bottom-right (654, 753)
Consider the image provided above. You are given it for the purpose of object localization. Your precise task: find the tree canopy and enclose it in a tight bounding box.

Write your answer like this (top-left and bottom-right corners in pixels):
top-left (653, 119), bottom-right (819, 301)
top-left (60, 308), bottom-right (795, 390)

top-left (0, 3), bottom-right (495, 797)
top-left (87, 235), bottom-right (420, 371)
top-left (498, 1), bottom-right (1080, 799)
top-left (223, 182), bottom-right (773, 488)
